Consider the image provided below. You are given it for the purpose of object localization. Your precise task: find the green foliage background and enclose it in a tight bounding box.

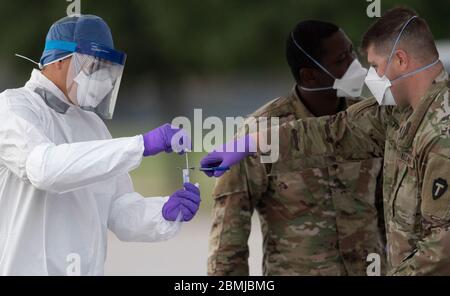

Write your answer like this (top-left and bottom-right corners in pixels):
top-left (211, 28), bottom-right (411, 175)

top-left (1, 0), bottom-right (448, 82)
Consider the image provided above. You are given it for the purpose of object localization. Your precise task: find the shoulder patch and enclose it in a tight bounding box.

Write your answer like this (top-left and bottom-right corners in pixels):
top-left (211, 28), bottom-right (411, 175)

top-left (421, 152), bottom-right (450, 219)
top-left (432, 178), bottom-right (448, 200)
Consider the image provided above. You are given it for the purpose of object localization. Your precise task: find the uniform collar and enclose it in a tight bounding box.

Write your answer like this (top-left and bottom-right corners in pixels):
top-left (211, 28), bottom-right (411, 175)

top-left (25, 69), bottom-right (72, 114)
top-left (397, 70), bottom-right (449, 150)
top-left (434, 69), bottom-right (449, 83)
top-left (287, 85), bottom-right (347, 118)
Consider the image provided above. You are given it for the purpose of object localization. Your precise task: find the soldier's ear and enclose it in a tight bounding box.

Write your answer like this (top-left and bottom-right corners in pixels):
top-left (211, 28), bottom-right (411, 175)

top-left (299, 68), bottom-right (317, 87)
top-left (393, 49), bottom-right (409, 70)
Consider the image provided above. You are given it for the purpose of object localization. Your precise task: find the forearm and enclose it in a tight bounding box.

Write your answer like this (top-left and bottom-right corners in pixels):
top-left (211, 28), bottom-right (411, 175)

top-left (255, 103), bottom-right (387, 163)
top-left (25, 135), bottom-right (144, 193)
top-left (295, 112), bottom-right (385, 161)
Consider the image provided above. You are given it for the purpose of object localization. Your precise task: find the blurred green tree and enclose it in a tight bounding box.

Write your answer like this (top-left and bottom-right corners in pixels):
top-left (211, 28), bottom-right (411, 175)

top-left (0, 0), bottom-right (448, 111)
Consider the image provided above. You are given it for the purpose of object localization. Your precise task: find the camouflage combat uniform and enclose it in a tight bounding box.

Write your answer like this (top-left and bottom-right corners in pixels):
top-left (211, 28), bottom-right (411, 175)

top-left (208, 87), bottom-right (386, 276)
top-left (276, 71), bottom-right (450, 275)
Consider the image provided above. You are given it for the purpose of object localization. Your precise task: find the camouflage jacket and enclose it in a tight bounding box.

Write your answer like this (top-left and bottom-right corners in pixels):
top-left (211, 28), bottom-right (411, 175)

top-left (208, 86), bottom-right (386, 276)
top-left (277, 71), bottom-right (450, 275)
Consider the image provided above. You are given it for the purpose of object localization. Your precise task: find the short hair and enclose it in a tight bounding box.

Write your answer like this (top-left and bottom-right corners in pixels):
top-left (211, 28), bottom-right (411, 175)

top-left (361, 6), bottom-right (438, 63)
top-left (286, 20), bottom-right (340, 84)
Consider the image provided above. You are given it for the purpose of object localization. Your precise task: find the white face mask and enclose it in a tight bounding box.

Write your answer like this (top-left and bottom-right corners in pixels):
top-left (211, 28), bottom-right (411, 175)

top-left (73, 69), bottom-right (114, 108)
top-left (333, 59), bottom-right (368, 97)
top-left (364, 16), bottom-right (440, 106)
top-left (291, 32), bottom-right (367, 98)
top-left (364, 67), bottom-right (397, 105)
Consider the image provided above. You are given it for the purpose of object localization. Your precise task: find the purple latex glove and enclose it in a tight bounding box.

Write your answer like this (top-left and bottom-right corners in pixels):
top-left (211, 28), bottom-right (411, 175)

top-left (142, 124), bottom-right (191, 157)
top-left (162, 183), bottom-right (201, 222)
top-left (200, 134), bottom-right (256, 178)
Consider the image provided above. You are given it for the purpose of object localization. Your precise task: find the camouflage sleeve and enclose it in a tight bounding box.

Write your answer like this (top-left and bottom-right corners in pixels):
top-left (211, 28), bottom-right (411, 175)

top-left (276, 99), bottom-right (390, 163)
top-left (207, 156), bottom-right (267, 276)
top-left (392, 138), bottom-right (450, 276)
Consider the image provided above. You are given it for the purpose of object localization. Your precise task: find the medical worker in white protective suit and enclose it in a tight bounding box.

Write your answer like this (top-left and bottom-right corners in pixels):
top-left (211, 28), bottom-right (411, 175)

top-left (0, 15), bottom-right (201, 276)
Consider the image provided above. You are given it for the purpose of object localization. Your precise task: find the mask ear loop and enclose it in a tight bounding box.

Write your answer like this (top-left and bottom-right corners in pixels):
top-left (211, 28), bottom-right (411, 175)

top-left (15, 54), bottom-right (43, 70)
top-left (384, 15), bottom-right (440, 84)
top-left (15, 53), bottom-right (75, 70)
top-left (384, 16), bottom-right (418, 76)
top-left (391, 59), bottom-right (440, 84)
top-left (290, 32), bottom-right (337, 80)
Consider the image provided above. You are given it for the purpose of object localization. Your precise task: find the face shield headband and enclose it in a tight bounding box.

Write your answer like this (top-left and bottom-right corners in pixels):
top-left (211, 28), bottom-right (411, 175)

top-left (44, 40), bottom-right (127, 119)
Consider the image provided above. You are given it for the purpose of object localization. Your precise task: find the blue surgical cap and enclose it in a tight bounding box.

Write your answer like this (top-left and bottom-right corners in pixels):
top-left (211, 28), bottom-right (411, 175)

top-left (40, 15), bottom-right (115, 66)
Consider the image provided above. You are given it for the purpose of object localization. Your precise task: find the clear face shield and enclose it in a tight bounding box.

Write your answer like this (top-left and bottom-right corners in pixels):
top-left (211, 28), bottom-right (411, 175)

top-left (44, 40), bottom-right (127, 120)
top-left (66, 53), bottom-right (125, 119)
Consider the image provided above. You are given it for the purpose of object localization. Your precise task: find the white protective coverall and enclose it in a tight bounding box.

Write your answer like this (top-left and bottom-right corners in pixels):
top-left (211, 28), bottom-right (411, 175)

top-left (0, 69), bottom-right (180, 275)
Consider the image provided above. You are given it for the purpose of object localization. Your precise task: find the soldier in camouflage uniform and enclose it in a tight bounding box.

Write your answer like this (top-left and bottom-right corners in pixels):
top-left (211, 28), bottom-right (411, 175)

top-left (266, 8), bottom-right (450, 275)
top-left (208, 20), bottom-right (386, 276)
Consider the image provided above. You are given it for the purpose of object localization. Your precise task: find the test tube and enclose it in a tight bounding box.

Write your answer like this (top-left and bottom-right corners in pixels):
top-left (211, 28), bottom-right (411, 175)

top-left (182, 168), bottom-right (190, 183)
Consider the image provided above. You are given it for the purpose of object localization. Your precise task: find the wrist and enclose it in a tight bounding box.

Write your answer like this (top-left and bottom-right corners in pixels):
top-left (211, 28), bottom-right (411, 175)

top-left (142, 132), bottom-right (157, 157)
